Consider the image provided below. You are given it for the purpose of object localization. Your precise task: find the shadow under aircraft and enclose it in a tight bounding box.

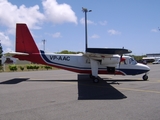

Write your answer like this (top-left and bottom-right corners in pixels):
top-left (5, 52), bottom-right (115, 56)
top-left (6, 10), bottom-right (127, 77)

top-left (77, 75), bottom-right (127, 100)
top-left (0, 78), bottom-right (29, 84)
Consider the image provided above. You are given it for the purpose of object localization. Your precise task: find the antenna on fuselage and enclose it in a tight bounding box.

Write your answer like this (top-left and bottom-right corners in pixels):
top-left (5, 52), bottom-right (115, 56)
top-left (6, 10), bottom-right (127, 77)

top-left (82, 7), bottom-right (92, 52)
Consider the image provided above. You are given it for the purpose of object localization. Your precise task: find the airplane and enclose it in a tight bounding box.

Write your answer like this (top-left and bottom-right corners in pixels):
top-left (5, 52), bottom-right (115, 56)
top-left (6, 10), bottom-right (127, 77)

top-left (5, 23), bottom-right (150, 83)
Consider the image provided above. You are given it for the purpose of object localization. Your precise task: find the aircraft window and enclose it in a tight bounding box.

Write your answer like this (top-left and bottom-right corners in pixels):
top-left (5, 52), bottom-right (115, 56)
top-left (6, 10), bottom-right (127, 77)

top-left (129, 58), bottom-right (137, 65)
top-left (129, 59), bottom-right (132, 64)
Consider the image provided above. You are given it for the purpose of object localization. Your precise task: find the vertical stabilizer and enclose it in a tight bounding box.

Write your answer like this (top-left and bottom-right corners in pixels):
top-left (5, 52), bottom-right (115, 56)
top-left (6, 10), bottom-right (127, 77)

top-left (16, 24), bottom-right (39, 53)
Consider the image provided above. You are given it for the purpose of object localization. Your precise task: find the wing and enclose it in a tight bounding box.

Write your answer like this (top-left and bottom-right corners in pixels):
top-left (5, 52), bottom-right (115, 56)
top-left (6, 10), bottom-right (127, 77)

top-left (84, 48), bottom-right (132, 59)
top-left (86, 48), bottom-right (132, 55)
top-left (83, 48), bottom-right (131, 82)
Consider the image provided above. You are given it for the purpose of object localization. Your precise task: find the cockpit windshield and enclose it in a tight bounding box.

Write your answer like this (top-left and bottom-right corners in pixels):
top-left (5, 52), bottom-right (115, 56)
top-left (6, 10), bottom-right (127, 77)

top-left (129, 57), bottom-right (137, 65)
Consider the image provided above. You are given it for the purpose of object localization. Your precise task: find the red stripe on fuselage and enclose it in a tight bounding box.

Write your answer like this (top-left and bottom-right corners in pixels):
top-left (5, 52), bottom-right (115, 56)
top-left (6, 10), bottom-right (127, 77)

top-left (14, 53), bottom-right (125, 75)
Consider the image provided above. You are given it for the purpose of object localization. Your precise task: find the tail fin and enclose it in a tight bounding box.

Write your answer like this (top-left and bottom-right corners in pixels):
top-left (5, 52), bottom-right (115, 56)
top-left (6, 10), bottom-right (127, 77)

top-left (16, 24), bottom-right (39, 53)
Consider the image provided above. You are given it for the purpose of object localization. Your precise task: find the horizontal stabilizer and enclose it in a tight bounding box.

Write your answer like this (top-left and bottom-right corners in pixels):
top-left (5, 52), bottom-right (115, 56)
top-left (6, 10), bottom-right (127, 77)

top-left (4, 52), bottom-right (29, 57)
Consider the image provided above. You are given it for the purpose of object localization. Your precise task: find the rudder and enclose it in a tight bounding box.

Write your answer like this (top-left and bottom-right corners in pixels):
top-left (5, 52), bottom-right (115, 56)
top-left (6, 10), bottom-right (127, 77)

top-left (16, 24), bottom-right (39, 53)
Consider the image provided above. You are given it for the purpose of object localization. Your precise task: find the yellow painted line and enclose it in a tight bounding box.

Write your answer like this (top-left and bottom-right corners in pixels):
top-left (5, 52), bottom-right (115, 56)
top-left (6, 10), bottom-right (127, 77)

top-left (117, 87), bottom-right (160, 94)
top-left (145, 80), bottom-right (160, 83)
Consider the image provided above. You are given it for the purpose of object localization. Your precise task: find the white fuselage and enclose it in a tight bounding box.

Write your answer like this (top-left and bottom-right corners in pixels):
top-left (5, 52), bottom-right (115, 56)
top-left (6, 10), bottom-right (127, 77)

top-left (40, 51), bottom-right (150, 76)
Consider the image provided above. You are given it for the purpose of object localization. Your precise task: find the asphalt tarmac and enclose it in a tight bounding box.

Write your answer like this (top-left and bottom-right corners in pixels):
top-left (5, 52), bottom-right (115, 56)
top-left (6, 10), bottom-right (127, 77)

top-left (0, 64), bottom-right (160, 120)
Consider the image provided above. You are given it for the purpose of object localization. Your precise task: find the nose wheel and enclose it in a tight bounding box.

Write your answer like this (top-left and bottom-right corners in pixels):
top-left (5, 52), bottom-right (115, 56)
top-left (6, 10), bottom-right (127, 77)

top-left (142, 74), bottom-right (148, 81)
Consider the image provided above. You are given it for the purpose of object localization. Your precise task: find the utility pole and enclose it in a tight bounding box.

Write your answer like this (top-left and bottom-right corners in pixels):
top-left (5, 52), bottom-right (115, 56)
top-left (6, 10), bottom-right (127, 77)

top-left (42, 39), bottom-right (46, 52)
top-left (82, 7), bottom-right (92, 52)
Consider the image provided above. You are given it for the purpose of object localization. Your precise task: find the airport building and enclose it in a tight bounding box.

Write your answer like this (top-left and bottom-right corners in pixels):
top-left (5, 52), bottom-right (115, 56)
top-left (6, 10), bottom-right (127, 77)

top-left (146, 53), bottom-right (160, 57)
top-left (142, 53), bottom-right (160, 63)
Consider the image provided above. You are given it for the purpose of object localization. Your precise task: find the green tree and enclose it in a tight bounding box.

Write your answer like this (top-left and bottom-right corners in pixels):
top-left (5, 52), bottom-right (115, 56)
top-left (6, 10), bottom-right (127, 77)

top-left (59, 50), bottom-right (70, 54)
top-left (130, 55), bottom-right (146, 61)
top-left (9, 65), bottom-right (17, 71)
top-left (19, 66), bottom-right (25, 71)
top-left (57, 50), bottom-right (83, 54)
top-left (44, 65), bottom-right (52, 70)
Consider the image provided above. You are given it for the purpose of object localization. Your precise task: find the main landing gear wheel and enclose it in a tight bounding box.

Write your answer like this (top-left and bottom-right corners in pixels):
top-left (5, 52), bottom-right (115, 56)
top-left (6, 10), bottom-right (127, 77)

top-left (142, 74), bottom-right (148, 81)
top-left (90, 75), bottom-right (99, 83)
top-left (93, 77), bottom-right (99, 83)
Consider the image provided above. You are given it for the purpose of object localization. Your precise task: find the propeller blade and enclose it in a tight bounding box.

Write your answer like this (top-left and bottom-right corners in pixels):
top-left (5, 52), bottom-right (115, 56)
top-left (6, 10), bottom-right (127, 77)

top-left (119, 55), bottom-right (123, 67)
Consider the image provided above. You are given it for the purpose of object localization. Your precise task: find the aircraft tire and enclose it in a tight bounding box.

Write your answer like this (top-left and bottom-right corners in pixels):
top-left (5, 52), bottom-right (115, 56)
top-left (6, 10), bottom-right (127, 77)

top-left (93, 78), bottom-right (99, 83)
top-left (90, 75), bottom-right (100, 83)
top-left (142, 75), bottom-right (148, 81)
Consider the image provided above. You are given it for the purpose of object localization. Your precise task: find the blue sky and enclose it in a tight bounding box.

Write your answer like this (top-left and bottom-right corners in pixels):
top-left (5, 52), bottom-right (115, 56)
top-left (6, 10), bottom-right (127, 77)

top-left (0, 0), bottom-right (160, 55)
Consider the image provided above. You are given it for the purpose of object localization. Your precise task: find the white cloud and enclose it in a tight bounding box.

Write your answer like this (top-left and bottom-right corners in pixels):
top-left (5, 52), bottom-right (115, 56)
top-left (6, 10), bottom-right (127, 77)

top-left (80, 18), bottom-right (96, 25)
top-left (0, 0), bottom-right (78, 30)
top-left (42, 0), bottom-right (77, 24)
top-left (91, 34), bottom-right (100, 39)
top-left (4, 47), bottom-right (13, 53)
top-left (151, 29), bottom-right (158, 33)
top-left (0, 0), bottom-right (78, 52)
top-left (52, 32), bottom-right (62, 38)
top-left (99, 21), bottom-right (107, 26)
top-left (108, 29), bottom-right (121, 35)
top-left (0, 32), bottom-right (12, 47)
top-left (45, 32), bottom-right (62, 38)
top-left (0, 0), bottom-right (45, 30)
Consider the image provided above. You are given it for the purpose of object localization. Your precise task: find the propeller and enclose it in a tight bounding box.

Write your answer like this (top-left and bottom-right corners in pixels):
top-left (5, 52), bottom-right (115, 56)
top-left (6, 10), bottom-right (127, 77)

top-left (119, 47), bottom-right (125, 68)
top-left (119, 55), bottom-right (126, 68)
top-left (119, 55), bottom-right (122, 68)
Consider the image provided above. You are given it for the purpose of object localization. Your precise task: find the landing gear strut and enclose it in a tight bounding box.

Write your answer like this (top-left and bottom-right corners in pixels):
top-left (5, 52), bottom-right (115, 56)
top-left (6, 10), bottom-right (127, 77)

top-left (142, 74), bottom-right (148, 81)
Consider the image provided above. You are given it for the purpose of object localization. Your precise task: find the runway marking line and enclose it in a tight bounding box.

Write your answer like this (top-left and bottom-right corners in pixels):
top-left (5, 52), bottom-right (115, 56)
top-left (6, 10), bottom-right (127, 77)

top-left (117, 87), bottom-right (160, 94)
top-left (15, 78), bottom-right (160, 92)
